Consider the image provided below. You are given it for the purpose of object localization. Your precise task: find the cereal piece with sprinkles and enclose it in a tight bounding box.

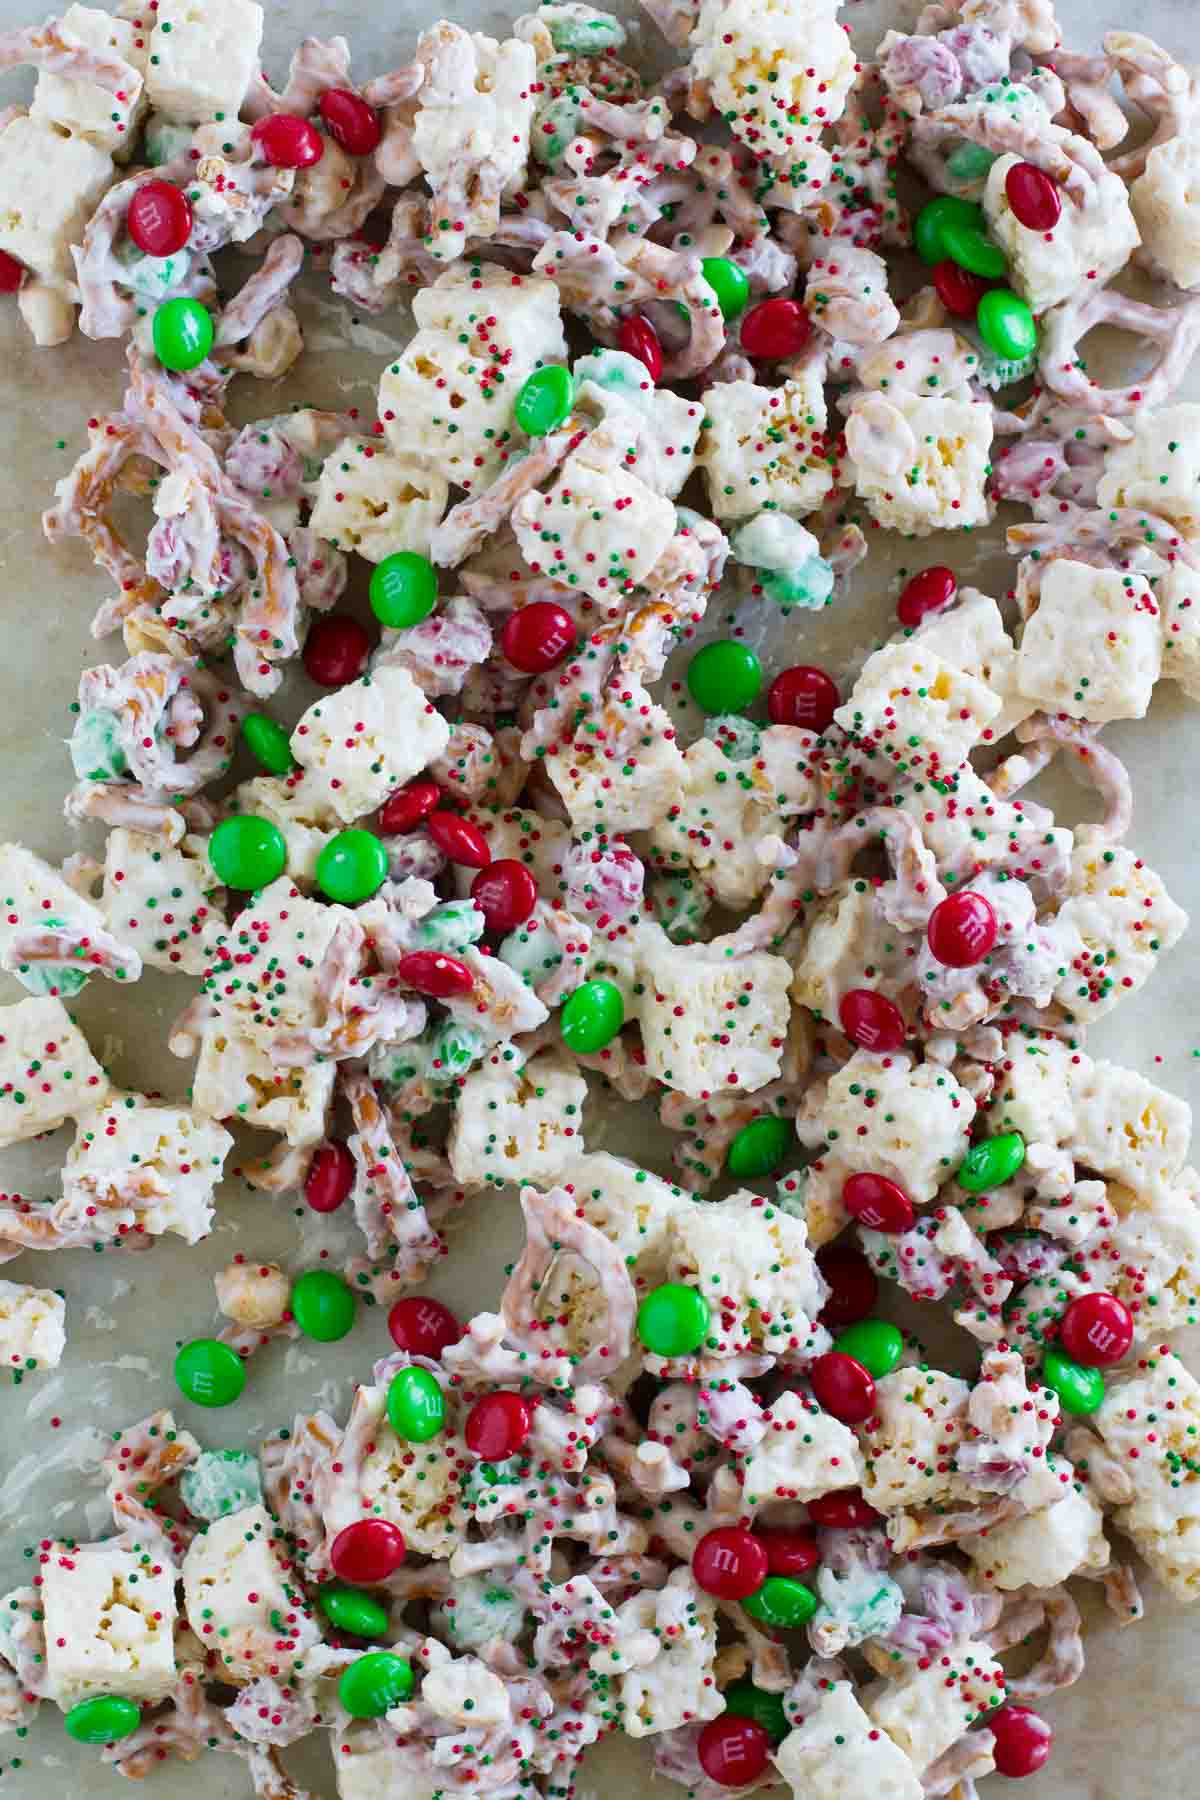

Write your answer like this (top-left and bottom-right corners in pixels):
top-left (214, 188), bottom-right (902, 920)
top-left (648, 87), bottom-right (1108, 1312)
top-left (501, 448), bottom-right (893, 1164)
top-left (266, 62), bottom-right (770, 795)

top-left (773, 1680), bottom-right (924, 1800)
top-left (0, 115), bottom-right (113, 302)
top-left (411, 22), bottom-right (536, 259)
top-left (740, 1387), bottom-right (864, 1506)
top-left (560, 1149), bottom-right (686, 1290)
top-left (451, 804), bottom-right (570, 899)
top-left (905, 587), bottom-right (1032, 739)
top-left (1157, 561), bottom-right (1200, 701)
top-left (232, 775), bottom-right (340, 889)
top-left (0, 1280), bottom-right (65, 1374)
top-left (608, 1567), bottom-right (722, 1738)
top-left (0, 841), bottom-right (141, 995)
top-left (961, 1471), bottom-right (1110, 1592)
top-left (447, 1047), bottom-right (587, 1188)
top-left (1071, 1060), bottom-right (1191, 1199)
top-left (1131, 137), bottom-right (1200, 292)
top-left (573, 348), bottom-right (702, 498)
top-left (844, 387), bottom-right (994, 537)
top-left (29, 4), bottom-right (149, 156)
top-left (791, 882), bottom-right (915, 1025)
top-left (322, 1373), bottom-right (471, 1558)
top-left (696, 375), bottom-right (834, 522)
top-left (290, 667), bottom-right (451, 824)
top-left (1092, 1346), bottom-right (1200, 1600)
top-left (99, 827), bottom-right (225, 976)
top-left (204, 877), bottom-right (361, 1047)
top-left (1096, 404), bottom-right (1200, 540)
top-left (41, 1536), bottom-right (177, 1705)
top-left (1015, 560), bottom-right (1163, 723)
top-left (542, 677), bottom-right (687, 836)
top-left (983, 147), bottom-right (1139, 316)
top-left (862, 1639), bottom-right (1006, 1777)
top-left (190, 1017), bottom-right (335, 1147)
top-left (1052, 842), bottom-right (1188, 1022)
top-left (858, 1367), bottom-right (972, 1515)
top-left (796, 1050), bottom-right (976, 1205)
top-left (635, 923), bottom-right (792, 1098)
top-left (0, 994), bottom-right (109, 1150)
top-left (180, 1502), bottom-right (320, 1682)
top-left (61, 1091), bottom-right (233, 1245)
top-left (1093, 1168), bottom-right (1200, 1340)
top-left (665, 1188), bottom-right (826, 1360)
top-left (308, 438), bottom-right (449, 562)
top-left (834, 642), bottom-right (1002, 773)
top-left (144, 0), bottom-right (263, 123)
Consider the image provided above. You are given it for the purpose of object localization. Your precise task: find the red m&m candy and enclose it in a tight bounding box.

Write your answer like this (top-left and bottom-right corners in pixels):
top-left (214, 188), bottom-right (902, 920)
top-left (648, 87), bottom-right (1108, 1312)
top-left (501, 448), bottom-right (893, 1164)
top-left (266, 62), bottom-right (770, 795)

top-left (931, 259), bottom-right (992, 319)
top-left (0, 249), bottom-right (25, 293)
top-left (692, 1526), bottom-right (768, 1600)
top-left (839, 988), bottom-right (906, 1051)
top-left (471, 859), bottom-right (537, 933)
top-left (500, 601), bottom-right (576, 674)
top-left (1058, 1292), bottom-right (1133, 1367)
top-left (330, 1519), bottom-right (406, 1584)
top-left (252, 112), bottom-right (325, 168)
top-left (759, 1527), bottom-right (819, 1578)
top-left (767, 664), bottom-right (839, 732)
top-left (1005, 162), bottom-right (1062, 233)
top-left (127, 180), bottom-right (193, 257)
top-left (988, 1703), bottom-right (1053, 1778)
top-left (810, 1350), bottom-right (876, 1424)
top-left (740, 296), bottom-right (812, 360)
top-left (617, 313), bottom-right (663, 381)
top-left (897, 565), bottom-right (957, 627)
top-left (807, 1489), bottom-right (882, 1529)
top-left (387, 1296), bottom-right (461, 1357)
top-left (816, 1246), bottom-right (878, 1328)
top-left (395, 951), bottom-right (475, 999)
top-left (926, 890), bottom-right (998, 968)
top-left (843, 1172), bottom-right (914, 1234)
top-left (378, 779), bottom-right (442, 836)
top-left (697, 1716), bottom-right (771, 1788)
top-left (305, 1141), bottom-right (355, 1214)
top-left (318, 88), bottom-right (382, 155)
top-left (426, 811), bottom-right (491, 868)
top-left (465, 1391), bottom-right (533, 1460)
top-left (303, 614), bottom-right (371, 686)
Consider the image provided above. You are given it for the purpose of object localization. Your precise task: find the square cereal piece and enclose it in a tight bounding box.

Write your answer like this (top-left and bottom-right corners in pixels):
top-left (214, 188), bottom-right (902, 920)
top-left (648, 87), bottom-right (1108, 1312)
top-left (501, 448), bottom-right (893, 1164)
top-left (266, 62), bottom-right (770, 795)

top-left (30, 4), bottom-right (149, 155)
top-left (636, 924), bottom-right (791, 1099)
top-left (961, 1481), bottom-right (1108, 1591)
top-left (411, 262), bottom-right (564, 345)
top-left (1097, 403), bottom-right (1200, 540)
top-left (690, 0), bottom-right (856, 155)
top-left (447, 1048), bottom-right (586, 1189)
top-left (61, 1092), bottom-right (232, 1244)
top-left (335, 1736), bottom-right (427, 1800)
top-left (774, 1682), bottom-right (924, 1800)
top-left (411, 25), bottom-right (535, 255)
top-left (542, 678), bottom-right (687, 836)
top-left (990, 1036), bottom-right (1079, 1148)
top-left (1131, 138), bottom-right (1200, 292)
top-left (0, 114), bottom-right (113, 287)
top-left (191, 1019), bottom-right (334, 1147)
top-left (325, 1381), bottom-right (470, 1558)
top-left (233, 774), bottom-right (339, 889)
top-left (573, 348), bottom-right (702, 497)
top-left (451, 805), bottom-right (570, 901)
top-left (0, 841), bottom-right (123, 998)
top-left (984, 150), bottom-right (1138, 314)
top-left (1016, 559), bottom-right (1162, 722)
top-left (1102, 1168), bottom-right (1200, 1339)
top-left (667, 1189), bottom-right (825, 1357)
top-left (511, 429), bottom-right (677, 605)
top-left (144, 0), bottom-right (264, 123)
top-left (834, 640), bottom-right (1002, 772)
top-left (1093, 1345), bottom-right (1200, 1599)
top-left (858, 1367), bottom-right (971, 1514)
top-left (909, 587), bottom-right (1031, 738)
top-left (181, 1503), bottom-right (319, 1681)
top-left (1068, 1059), bottom-right (1191, 1196)
top-left (308, 438), bottom-right (448, 563)
top-left (696, 375), bottom-right (833, 522)
top-left (791, 882), bottom-right (912, 1023)
top-left (740, 1389), bottom-right (864, 1507)
top-left (844, 389), bottom-right (993, 536)
top-left (42, 1537), bottom-right (177, 1705)
top-left (291, 667), bottom-right (451, 824)
top-left (101, 827), bottom-right (225, 976)
top-left (796, 1051), bottom-right (976, 1203)
top-left (613, 1569), bottom-right (721, 1739)
top-left (1052, 843), bottom-right (1187, 1023)
top-left (0, 995), bottom-right (109, 1149)
top-left (560, 1150), bottom-right (685, 1289)
top-left (205, 877), bottom-right (355, 1044)
top-left (0, 1280), bottom-right (65, 1372)
top-left (863, 1640), bottom-right (1004, 1775)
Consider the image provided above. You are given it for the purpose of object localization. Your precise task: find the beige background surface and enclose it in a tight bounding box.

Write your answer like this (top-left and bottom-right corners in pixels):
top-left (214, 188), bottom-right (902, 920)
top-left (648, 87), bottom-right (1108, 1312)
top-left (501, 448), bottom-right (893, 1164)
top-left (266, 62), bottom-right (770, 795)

top-left (0, 0), bottom-right (1198, 1793)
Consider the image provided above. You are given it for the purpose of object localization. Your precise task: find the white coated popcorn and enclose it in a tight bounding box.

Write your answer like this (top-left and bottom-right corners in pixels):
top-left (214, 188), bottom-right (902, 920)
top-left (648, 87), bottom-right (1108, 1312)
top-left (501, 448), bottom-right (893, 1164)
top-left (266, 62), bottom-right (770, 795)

top-left (1052, 842), bottom-right (1188, 1022)
top-left (859, 1368), bottom-right (971, 1514)
top-left (181, 1504), bottom-right (318, 1681)
top-left (689, 0), bottom-right (855, 171)
top-left (233, 775), bottom-right (339, 888)
top-left (560, 1151), bottom-right (685, 1289)
top-left (1097, 405), bottom-right (1200, 540)
top-left (696, 375), bottom-right (833, 522)
top-left (611, 1568), bottom-right (721, 1738)
top-left (574, 349), bottom-right (702, 497)
top-left (636, 924), bottom-right (791, 1098)
top-left (101, 827), bottom-right (224, 975)
top-left (992, 1036), bottom-right (1078, 1149)
top-left (1093, 1347), bottom-right (1200, 1599)
top-left (774, 1682), bottom-right (924, 1800)
top-left (0, 1281), bottom-right (65, 1373)
top-left (667, 1189), bottom-right (825, 1358)
top-left (291, 667), bottom-right (451, 824)
top-left (511, 432), bottom-right (677, 604)
top-left (1101, 1168), bottom-right (1200, 1339)
top-left (145, 0), bottom-right (264, 122)
top-left (0, 995), bottom-right (109, 1149)
top-left (1131, 137), bottom-right (1200, 291)
top-left (863, 1640), bottom-right (1005, 1775)
top-left (309, 440), bottom-right (449, 563)
top-left (741, 1389), bottom-right (864, 1507)
top-left (835, 641), bottom-right (1002, 770)
top-left (30, 4), bottom-right (148, 155)
top-left (1016, 560), bottom-right (1162, 723)
top-left (1070, 1059), bottom-right (1192, 1198)
top-left (43, 1537), bottom-right (177, 1705)
top-left (961, 1479), bottom-right (1108, 1591)
top-left (797, 1051), bottom-right (976, 1204)
top-left (844, 389), bottom-right (993, 536)
top-left (447, 1048), bottom-right (587, 1188)
top-left (191, 1018), bottom-right (334, 1147)
top-left (0, 115), bottom-right (113, 289)
top-left (62, 1092), bottom-right (232, 1244)
top-left (983, 150), bottom-right (1139, 315)
top-left (412, 25), bottom-right (536, 254)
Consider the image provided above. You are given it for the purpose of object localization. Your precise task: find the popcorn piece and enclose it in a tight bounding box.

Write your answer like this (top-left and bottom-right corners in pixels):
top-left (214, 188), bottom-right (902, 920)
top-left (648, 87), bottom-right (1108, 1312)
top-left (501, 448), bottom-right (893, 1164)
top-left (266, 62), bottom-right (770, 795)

top-left (741, 1389), bottom-right (864, 1506)
top-left (145, 0), bottom-right (264, 123)
top-left (0, 1281), bottom-right (65, 1373)
top-left (181, 1504), bottom-right (317, 1681)
top-left (1101, 1168), bottom-right (1200, 1339)
top-left (233, 775), bottom-right (339, 888)
top-left (574, 349), bottom-right (702, 498)
top-left (991, 1036), bottom-right (1079, 1149)
top-left (42, 1538), bottom-right (177, 1705)
top-left (30, 4), bottom-right (148, 155)
top-left (291, 668), bottom-right (451, 824)
top-left (511, 432), bottom-right (677, 605)
top-left (1093, 1346), bottom-right (1200, 1598)
top-left (835, 642), bottom-right (1002, 771)
top-left (101, 827), bottom-right (225, 975)
top-left (0, 841), bottom-right (127, 996)
top-left (560, 1150), bottom-right (685, 1289)
top-left (611, 1568), bottom-right (721, 1738)
top-left (215, 1261), bottom-right (290, 1330)
top-left (1016, 560), bottom-right (1162, 723)
top-left (1097, 405), bottom-right (1200, 540)
top-left (797, 1052), bottom-right (976, 1204)
top-left (1131, 138), bottom-right (1200, 291)
top-left (309, 440), bottom-right (449, 563)
top-left (447, 1049), bottom-right (587, 1188)
top-left (1052, 843), bottom-right (1188, 1022)
top-left (689, 0), bottom-right (856, 166)
top-left (961, 1479), bottom-right (1108, 1591)
top-left (774, 1682), bottom-right (924, 1800)
top-left (864, 1640), bottom-right (1005, 1774)
top-left (0, 995), bottom-right (109, 1150)
top-left (543, 679), bottom-right (687, 836)
top-left (0, 114), bottom-right (113, 289)
top-left (667, 1189), bottom-right (825, 1357)
top-left (859, 1368), bottom-right (971, 1514)
top-left (636, 924), bottom-right (791, 1098)
top-left (62, 1092), bottom-right (232, 1245)
top-left (844, 390), bottom-right (993, 536)
top-left (696, 375), bottom-right (833, 522)
top-left (191, 1019), bottom-right (334, 1147)
top-left (984, 150), bottom-right (1139, 315)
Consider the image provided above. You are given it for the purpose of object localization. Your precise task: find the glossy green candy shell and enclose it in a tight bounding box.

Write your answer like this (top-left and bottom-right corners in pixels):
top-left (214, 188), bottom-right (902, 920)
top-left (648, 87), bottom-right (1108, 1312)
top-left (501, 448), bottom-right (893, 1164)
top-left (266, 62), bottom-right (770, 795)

top-left (636, 1282), bottom-right (710, 1357)
top-left (370, 551), bottom-right (438, 629)
top-left (560, 978), bottom-right (625, 1053)
top-left (834, 1318), bottom-right (904, 1379)
top-left (945, 143), bottom-right (998, 182)
top-left (338, 1650), bottom-right (414, 1718)
top-left (742, 1576), bottom-right (816, 1629)
top-left (291, 1269), bottom-right (355, 1342)
top-left (208, 814), bottom-right (287, 891)
top-left (387, 1365), bottom-right (446, 1441)
top-left (956, 1130), bottom-right (1026, 1193)
top-left (152, 296), bottom-right (213, 371)
top-left (914, 195), bottom-right (984, 265)
top-left (242, 712), bottom-right (295, 776)
top-left (174, 1337), bottom-right (247, 1407)
top-left (1042, 1346), bottom-right (1105, 1416)
top-left (700, 256), bottom-right (750, 320)
top-left (976, 288), bottom-right (1037, 362)
top-left (939, 213), bottom-right (1009, 279)
top-left (515, 364), bottom-right (575, 436)
top-left (316, 829), bottom-right (389, 904)
top-left (320, 1585), bottom-right (391, 1638)
top-left (726, 1115), bottom-right (791, 1179)
top-left (687, 640), bottom-right (762, 714)
top-left (64, 1695), bottom-right (142, 1744)
top-left (722, 1680), bottom-right (789, 1742)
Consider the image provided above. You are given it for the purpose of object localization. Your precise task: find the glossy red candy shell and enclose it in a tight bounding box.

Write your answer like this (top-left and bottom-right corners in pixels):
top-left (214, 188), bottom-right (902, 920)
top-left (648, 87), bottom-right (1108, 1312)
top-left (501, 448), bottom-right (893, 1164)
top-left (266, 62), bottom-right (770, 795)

top-left (759, 1527), bottom-right (819, 1578)
top-left (838, 988), bottom-right (906, 1051)
top-left (127, 180), bottom-right (193, 257)
top-left (387, 1296), bottom-right (462, 1357)
top-left (988, 1704), bottom-right (1053, 1778)
top-left (897, 565), bottom-right (957, 627)
top-left (471, 859), bottom-right (538, 933)
top-left (330, 1519), bottom-right (406, 1584)
top-left (931, 259), bottom-right (992, 319)
top-left (816, 1246), bottom-right (879, 1328)
top-left (810, 1351), bottom-right (877, 1424)
top-left (252, 112), bottom-right (325, 168)
top-left (843, 1172), bottom-right (915, 1234)
top-left (697, 1717), bottom-right (771, 1788)
top-left (1005, 162), bottom-right (1062, 233)
top-left (0, 249), bottom-right (25, 293)
top-left (395, 950), bottom-right (475, 999)
top-left (318, 88), bottom-right (382, 155)
top-left (807, 1489), bottom-right (883, 1529)
top-left (426, 811), bottom-right (491, 868)
top-left (617, 313), bottom-right (663, 381)
top-left (378, 779), bottom-right (442, 836)
top-left (305, 1141), bottom-right (355, 1214)
top-left (465, 1391), bottom-right (533, 1459)
top-left (767, 665), bottom-right (839, 732)
top-left (692, 1526), bottom-right (769, 1600)
top-left (1058, 1292), bottom-right (1133, 1367)
top-left (303, 614), bottom-right (371, 686)
top-left (501, 601), bottom-right (576, 674)
top-left (926, 890), bottom-right (998, 968)
top-left (740, 297), bottom-right (812, 359)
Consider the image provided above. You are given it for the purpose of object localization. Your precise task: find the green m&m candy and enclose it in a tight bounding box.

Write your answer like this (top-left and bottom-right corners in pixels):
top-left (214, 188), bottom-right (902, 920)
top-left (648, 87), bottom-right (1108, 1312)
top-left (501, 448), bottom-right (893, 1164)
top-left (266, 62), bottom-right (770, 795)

top-left (834, 1318), bottom-right (904, 1379)
top-left (945, 142), bottom-right (998, 183)
top-left (1042, 1346), bottom-right (1105, 1416)
top-left (976, 288), bottom-right (1037, 362)
top-left (939, 211), bottom-right (1009, 279)
top-left (560, 978), bottom-right (625, 1053)
top-left (387, 1365), bottom-right (445, 1441)
top-left (291, 1269), bottom-right (355, 1343)
top-left (742, 1576), bottom-right (816, 1629)
top-left (636, 1283), bottom-right (710, 1357)
top-left (722, 1680), bottom-right (789, 1742)
top-left (700, 255), bottom-right (749, 319)
top-left (914, 195), bottom-right (984, 264)
top-left (209, 814), bottom-right (287, 890)
top-left (726, 1115), bottom-right (791, 1179)
top-left (320, 1584), bottom-right (391, 1638)
top-left (687, 640), bottom-right (762, 714)
top-left (316, 829), bottom-right (388, 904)
top-left (338, 1650), bottom-right (414, 1718)
top-left (152, 295), bottom-right (213, 371)
top-left (64, 1695), bottom-right (142, 1744)
top-left (242, 712), bottom-right (295, 776)
top-left (174, 1337), bottom-right (246, 1408)
top-left (956, 1130), bottom-right (1025, 1193)
top-left (515, 364), bottom-right (575, 436)
top-left (370, 551), bottom-right (438, 628)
